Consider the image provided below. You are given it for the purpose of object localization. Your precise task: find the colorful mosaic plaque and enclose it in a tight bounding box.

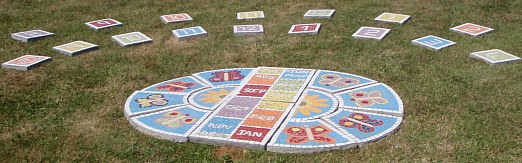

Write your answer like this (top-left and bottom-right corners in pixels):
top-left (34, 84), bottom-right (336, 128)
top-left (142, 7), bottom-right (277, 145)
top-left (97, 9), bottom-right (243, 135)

top-left (233, 25), bottom-right (264, 36)
top-left (124, 67), bottom-right (404, 153)
top-left (288, 23), bottom-right (321, 35)
top-left (304, 9), bottom-right (336, 19)
top-left (237, 11), bottom-right (265, 20)
top-left (172, 26), bottom-right (208, 40)
top-left (112, 32), bottom-right (152, 47)
top-left (52, 41), bottom-right (98, 56)
top-left (11, 30), bottom-right (53, 42)
top-left (470, 49), bottom-right (520, 65)
top-left (451, 23), bottom-right (494, 37)
top-left (374, 13), bottom-right (411, 24)
top-left (85, 18), bottom-right (122, 30)
top-left (352, 27), bottom-right (391, 40)
top-left (2, 55), bottom-right (51, 71)
top-left (411, 35), bottom-right (456, 51)
top-left (160, 13), bottom-right (193, 24)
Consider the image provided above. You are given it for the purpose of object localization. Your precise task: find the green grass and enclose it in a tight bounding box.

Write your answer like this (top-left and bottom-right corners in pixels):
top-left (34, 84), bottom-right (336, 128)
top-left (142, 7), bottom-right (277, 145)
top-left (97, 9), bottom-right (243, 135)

top-left (1, 0), bottom-right (521, 162)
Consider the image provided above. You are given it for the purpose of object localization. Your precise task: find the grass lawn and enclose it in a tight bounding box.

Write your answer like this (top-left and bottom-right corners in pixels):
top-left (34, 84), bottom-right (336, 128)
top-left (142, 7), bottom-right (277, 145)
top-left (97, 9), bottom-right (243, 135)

top-left (1, 0), bottom-right (521, 162)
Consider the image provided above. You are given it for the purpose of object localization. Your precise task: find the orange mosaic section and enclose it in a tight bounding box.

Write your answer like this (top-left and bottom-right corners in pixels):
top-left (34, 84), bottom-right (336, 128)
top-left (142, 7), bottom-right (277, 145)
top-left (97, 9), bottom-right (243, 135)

top-left (242, 109), bottom-right (284, 128)
top-left (247, 74), bottom-right (280, 85)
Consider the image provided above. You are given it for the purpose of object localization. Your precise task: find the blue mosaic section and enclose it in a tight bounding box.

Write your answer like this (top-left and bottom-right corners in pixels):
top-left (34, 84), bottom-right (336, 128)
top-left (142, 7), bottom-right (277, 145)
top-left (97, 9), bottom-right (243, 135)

top-left (193, 68), bottom-right (254, 87)
top-left (190, 86), bottom-right (237, 110)
top-left (126, 92), bottom-right (186, 116)
top-left (280, 69), bottom-right (315, 80)
top-left (325, 110), bottom-right (400, 141)
top-left (199, 117), bottom-right (242, 135)
top-left (291, 90), bottom-right (336, 119)
top-left (134, 106), bottom-right (207, 135)
top-left (142, 77), bottom-right (207, 94)
top-left (310, 70), bottom-right (375, 93)
top-left (274, 120), bottom-right (348, 146)
top-left (336, 84), bottom-right (401, 113)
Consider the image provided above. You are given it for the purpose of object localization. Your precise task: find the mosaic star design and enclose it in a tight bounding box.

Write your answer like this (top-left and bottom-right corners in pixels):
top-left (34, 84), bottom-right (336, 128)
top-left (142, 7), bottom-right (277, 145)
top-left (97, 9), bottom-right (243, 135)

top-left (124, 67), bottom-right (404, 153)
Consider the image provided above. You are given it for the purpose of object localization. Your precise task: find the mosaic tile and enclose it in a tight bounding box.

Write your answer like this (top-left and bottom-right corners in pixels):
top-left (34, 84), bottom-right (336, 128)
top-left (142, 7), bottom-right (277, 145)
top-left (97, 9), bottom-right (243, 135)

top-left (233, 25), bottom-right (264, 36)
top-left (322, 108), bottom-right (402, 145)
top-left (52, 41), bottom-right (98, 56)
top-left (160, 13), bottom-right (193, 24)
top-left (309, 70), bottom-right (376, 93)
top-left (374, 13), bottom-right (411, 24)
top-left (130, 106), bottom-right (210, 142)
top-left (334, 83), bottom-right (403, 116)
top-left (411, 35), bottom-right (456, 51)
top-left (172, 26), bottom-right (208, 40)
top-left (2, 55), bottom-right (51, 71)
top-left (237, 11), bottom-right (265, 20)
top-left (304, 9), bottom-right (336, 19)
top-left (85, 18), bottom-right (122, 30)
top-left (470, 49), bottom-right (520, 65)
top-left (352, 27), bottom-right (391, 40)
top-left (451, 23), bottom-right (494, 37)
top-left (125, 67), bottom-right (404, 153)
top-left (11, 30), bottom-right (53, 42)
top-left (288, 23), bottom-right (321, 35)
top-left (111, 32), bottom-right (152, 47)
top-left (267, 119), bottom-right (357, 153)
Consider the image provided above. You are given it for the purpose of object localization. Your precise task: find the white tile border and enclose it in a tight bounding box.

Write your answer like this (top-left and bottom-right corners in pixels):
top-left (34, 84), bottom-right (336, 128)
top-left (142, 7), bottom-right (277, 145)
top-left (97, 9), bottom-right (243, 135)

top-left (11, 30), bottom-right (54, 42)
top-left (288, 23), bottom-right (321, 35)
top-left (303, 9), bottom-right (336, 19)
top-left (236, 11), bottom-right (265, 20)
top-left (111, 32), bottom-right (152, 47)
top-left (52, 41), bottom-right (98, 56)
top-left (470, 49), bottom-right (520, 65)
top-left (233, 25), bottom-right (264, 36)
top-left (172, 26), bottom-right (208, 40)
top-left (2, 55), bottom-right (52, 71)
top-left (160, 13), bottom-right (193, 24)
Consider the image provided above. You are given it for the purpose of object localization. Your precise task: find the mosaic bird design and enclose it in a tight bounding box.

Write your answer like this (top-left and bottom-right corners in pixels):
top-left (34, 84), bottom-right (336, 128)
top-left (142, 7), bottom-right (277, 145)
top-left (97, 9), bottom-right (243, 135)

top-left (156, 111), bottom-right (196, 128)
top-left (349, 91), bottom-right (388, 107)
top-left (284, 125), bottom-right (336, 144)
top-left (318, 74), bottom-right (360, 88)
top-left (209, 70), bottom-right (245, 82)
top-left (135, 94), bottom-right (168, 108)
top-left (338, 113), bottom-right (383, 133)
top-left (155, 81), bottom-right (196, 92)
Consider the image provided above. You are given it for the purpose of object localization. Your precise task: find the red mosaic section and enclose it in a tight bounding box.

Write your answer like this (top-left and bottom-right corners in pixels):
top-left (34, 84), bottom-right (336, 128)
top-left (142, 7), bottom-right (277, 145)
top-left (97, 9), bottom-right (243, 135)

top-left (237, 85), bottom-right (270, 97)
top-left (231, 126), bottom-right (270, 142)
top-left (292, 25), bottom-right (318, 32)
top-left (89, 19), bottom-right (119, 28)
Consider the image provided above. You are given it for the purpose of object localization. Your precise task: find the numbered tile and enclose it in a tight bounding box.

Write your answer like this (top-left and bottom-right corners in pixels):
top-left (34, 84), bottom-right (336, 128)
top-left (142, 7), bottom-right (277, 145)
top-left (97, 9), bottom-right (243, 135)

top-left (11, 30), bottom-right (53, 42)
top-left (85, 18), bottom-right (122, 30)
top-left (172, 26), bottom-right (208, 40)
top-left (237, 11), bottom-right (265, 20)
top-left (470, 49), bottom-right (520, 65)
top-left (411, 35), bottom-right (456, 51)
top-left (450, 23), bottom-right (494, 37)
top-left (304, 9), bottom-right (336, 19)
top-left (233, 25), bottom-right (264, 36)
top-left (52, 41), bottom-right (98, 56)
top-left (160, 13), bottom-right (193, 24)
top-left (374, 13), bottom-right (411, 24)
top-left (352, 27), bottom-right (391, 40)
top-left (288, 23), bottom-right (321, 35)
top-left (2, 55), bottom-right (51, 71)
top-left (112, 32), bottom-right (152, 47)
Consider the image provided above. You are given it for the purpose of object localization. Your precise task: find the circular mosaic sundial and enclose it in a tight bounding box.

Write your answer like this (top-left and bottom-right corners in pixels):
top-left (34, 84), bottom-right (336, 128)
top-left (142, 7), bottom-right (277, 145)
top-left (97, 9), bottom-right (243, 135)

top-left (124, 67), bottom-right (403, 153)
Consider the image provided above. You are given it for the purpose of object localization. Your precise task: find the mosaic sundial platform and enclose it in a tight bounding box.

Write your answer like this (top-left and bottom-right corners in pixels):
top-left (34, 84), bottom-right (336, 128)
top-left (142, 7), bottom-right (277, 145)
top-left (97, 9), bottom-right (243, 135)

top-left (124, 67), bottom-right (404, 153)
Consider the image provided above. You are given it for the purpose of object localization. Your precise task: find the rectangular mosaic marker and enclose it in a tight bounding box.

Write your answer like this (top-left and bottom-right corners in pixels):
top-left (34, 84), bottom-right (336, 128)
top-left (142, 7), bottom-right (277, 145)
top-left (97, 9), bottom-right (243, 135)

top-left (2, 55), bottom-right (51, 71)
top-left (52, 41), bottom-right (98, 56)
top-left (470, 49), bottom-right (520, 65)
top-left (112, 32), bottom-right (152, 47)
top-left (233, 25), bottom-right (264, 36)
top-left (11, 30), bottom-right (53, 42)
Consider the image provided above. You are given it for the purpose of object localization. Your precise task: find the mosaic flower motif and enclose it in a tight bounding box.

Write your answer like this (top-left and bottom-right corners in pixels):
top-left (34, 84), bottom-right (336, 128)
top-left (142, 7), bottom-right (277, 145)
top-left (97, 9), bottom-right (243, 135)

top-left (198, 89), bottom-right (231, 104)
top-left (136, 94), bottom-right (168, 108)
top-left (294, 94), bottom-right (329, 116)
